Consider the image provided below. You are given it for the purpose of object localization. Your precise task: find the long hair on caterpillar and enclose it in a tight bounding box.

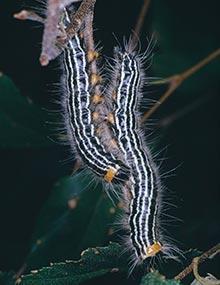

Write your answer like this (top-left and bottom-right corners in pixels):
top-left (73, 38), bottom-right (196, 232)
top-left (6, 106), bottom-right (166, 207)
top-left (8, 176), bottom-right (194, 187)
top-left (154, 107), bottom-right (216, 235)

top-left (105, 38), bottom-right (183, 271)
top-left (60, 8), bottom-right (130, 186)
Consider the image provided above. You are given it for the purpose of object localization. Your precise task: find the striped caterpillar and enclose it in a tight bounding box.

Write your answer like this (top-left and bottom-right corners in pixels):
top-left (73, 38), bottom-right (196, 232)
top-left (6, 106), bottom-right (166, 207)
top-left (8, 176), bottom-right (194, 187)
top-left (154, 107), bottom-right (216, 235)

top-left (15, 1), bottom-right (181, 273)
top-left (61, 7), bottom-right (168, 264)
top-left (62, 10), bottom-right (130, 185)
top-left (105, 43), bottom-right (179, 266)
top-left (62, 7), bottom-right (179, 266)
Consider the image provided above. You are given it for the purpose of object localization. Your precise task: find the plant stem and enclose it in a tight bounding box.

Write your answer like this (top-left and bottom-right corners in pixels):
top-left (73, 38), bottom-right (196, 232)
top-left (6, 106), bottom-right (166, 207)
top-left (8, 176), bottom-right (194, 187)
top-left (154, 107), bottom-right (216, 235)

top-left (174, 243), bottom-right (220, 281)
top-left (141, 48), bottom-right (220, 122)
top-left (132, 0), bottom-right (151, 44)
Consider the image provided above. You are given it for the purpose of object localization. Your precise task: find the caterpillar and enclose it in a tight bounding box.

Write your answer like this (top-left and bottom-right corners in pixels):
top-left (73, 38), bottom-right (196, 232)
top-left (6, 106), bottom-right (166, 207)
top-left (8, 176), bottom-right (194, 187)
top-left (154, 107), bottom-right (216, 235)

top-left (106, 43), bottom-right (178, 266)
top-left (61, 9), bottom-right (130, 185)
top-left (15, 1), bottom-right (181, 272)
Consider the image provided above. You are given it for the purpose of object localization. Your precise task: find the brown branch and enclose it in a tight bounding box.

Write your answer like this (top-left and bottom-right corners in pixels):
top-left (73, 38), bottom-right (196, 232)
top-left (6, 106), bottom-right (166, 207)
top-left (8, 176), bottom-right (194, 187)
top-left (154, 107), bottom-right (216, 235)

top-left (14, 10), bottom-right (45, 23)
top-left (39, 0), bottom-right (64, 66)
top-left (174, 243), bottom-right (220, 281)
top-left (14, 6), bottom-right (62, 66)
top-left (132, 0), bottom-right (151, 43)
top-left (192, 256), bottom-right (220, 285)
top-left (157, 94), bottom-right (210, 128)
top-left (83, 12), bottom-right (95, 52)
top-left (83, 9), bottom-right (100, 96)
top-left (40, 0), bottom-right (96, 66)
top-left (41, 0), bottom-right (96, 65)
top-left (14, 0), bottom-right (96, 66)
top-left (14, 263), bottom-right (27, 280)
top-left (82, 4), bottom-right (117, 150)
top-left (66, 0), bottom-right (96, 41)
top-left (141, 48), bottom-right (220, 123)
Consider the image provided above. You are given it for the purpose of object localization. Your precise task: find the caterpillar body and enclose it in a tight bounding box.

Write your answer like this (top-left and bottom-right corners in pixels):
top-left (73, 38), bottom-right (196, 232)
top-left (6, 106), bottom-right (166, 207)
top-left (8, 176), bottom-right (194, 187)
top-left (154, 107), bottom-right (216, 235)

top-left (16, 1), bottom-right (181, 274)
top-left (62, 11), bottom-right (130, 185)
top-left (106, 45), bottom-right (177, 265)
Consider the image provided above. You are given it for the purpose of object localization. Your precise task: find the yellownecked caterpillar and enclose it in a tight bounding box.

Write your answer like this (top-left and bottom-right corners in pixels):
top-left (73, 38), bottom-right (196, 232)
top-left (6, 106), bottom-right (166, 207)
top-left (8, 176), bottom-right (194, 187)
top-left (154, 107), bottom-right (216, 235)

top-left (106, 44), bottom-right (179, 266)
top-left (62, 10), bottom-right (130, 184)
top-left (14, 1), bottom-right (182, 273)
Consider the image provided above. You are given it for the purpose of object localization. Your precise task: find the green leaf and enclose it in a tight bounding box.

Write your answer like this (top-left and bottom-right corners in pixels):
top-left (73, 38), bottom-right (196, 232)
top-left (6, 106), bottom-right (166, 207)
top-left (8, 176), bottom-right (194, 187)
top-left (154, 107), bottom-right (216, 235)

top-left (0, 271), bottom-right (15, 285)
top-left (0, 74), bottom-right (52, 148)
top-left (140, 272), bottom-right (180, 285)
top-left (18, 243), bottom-right (126, 285)
top-left (25, 172), bottom-right (121, 270)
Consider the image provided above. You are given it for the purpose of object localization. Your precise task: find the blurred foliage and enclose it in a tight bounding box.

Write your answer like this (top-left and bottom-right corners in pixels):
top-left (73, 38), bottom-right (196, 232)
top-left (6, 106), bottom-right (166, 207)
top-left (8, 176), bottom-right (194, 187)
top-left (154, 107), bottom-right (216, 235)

top-left (25, 173), bottom-right (121, 270)
top-left (0, 74), bottom-right (51, 148)
top-left (0, 271), bottom-right (15, 285)
top-left (140, 272), bottom-right (179, 285)
top-left (18, 243), bottom-right (127, 285)
top-left (0, 0), bottom-right (219, 284)
top-left (151, 0), bottom-right (220, 96)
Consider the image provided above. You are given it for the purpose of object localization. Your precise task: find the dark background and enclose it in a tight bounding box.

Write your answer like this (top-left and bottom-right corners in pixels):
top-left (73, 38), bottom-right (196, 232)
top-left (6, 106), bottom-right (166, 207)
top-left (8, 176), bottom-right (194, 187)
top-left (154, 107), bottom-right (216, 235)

top-left (0, 0), bottom-right (219, 281)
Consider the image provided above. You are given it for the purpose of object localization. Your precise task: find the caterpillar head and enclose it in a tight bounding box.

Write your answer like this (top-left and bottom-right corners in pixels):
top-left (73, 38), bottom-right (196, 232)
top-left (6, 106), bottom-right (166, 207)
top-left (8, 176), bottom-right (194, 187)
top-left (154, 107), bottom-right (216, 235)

top-left (104, 163), bottom-right (130, 184)
top-left (144, 242), bottom-right (162, 258)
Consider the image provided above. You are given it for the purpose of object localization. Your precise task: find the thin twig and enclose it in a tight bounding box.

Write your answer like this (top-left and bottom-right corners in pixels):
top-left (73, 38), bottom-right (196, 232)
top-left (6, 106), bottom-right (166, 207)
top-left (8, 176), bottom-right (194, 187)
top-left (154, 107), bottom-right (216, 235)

top-left (83, 10), bottom-right (101, 100)
top-left (83, 9), bottom-right (98, 80)
top-left (193, 257), bottom-right (220, 285)
top-left (157, 94), bottom-right (210, 128)
top-left (40, 0), bottom-right (96, 65)
top-left (66, 0), bottom-right (96, 41)
top-left (82, 5), bottom-right (117, 151)
top-left (141, 48), bottom-right (220, 122)
top-left (40, 0), bottom-right (64, 66)
top-left (132, 0), bottom-right (151, 43)
top-left (14, 263), bottom-right (27, 280)
top-left (14, 0), bottom-right (96, 66)
top-left (14, 6), bottom-right (62, 66)
top-left (14, 10), bottom-right (45, 23)
top-left (39, 0), bottom-right (85, 66)
top-left (174, 243), bottom-right (220, 281)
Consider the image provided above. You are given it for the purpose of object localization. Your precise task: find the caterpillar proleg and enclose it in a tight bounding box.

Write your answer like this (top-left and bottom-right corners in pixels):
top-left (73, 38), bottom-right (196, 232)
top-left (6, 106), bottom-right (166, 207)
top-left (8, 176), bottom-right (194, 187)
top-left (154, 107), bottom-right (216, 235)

top-left (62, 10), bottom-right (130, 184)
